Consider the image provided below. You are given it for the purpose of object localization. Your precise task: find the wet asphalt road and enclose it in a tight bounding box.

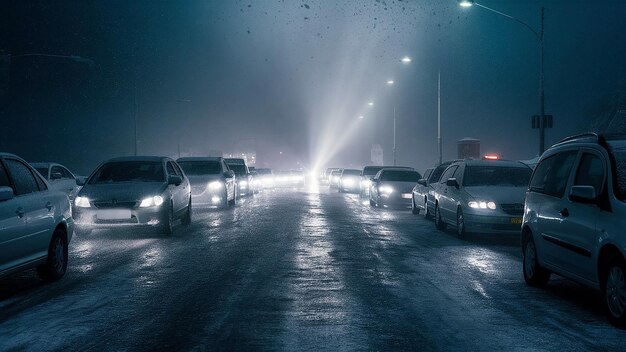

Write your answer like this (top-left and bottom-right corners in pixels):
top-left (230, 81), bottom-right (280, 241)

top-left (1, 186), bottom-right (626, 351)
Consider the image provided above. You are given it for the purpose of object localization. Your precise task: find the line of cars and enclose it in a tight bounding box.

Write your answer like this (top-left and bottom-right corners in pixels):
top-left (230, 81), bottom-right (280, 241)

top-left (0, 153), bottom-right (261, 283)
top-left (329, 133), bottom-right (626, 327)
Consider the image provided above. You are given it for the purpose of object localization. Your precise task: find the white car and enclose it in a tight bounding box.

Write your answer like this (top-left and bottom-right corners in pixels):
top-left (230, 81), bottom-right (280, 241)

top-left (432, 159), bottom-right (532, 237)
top-left (522, 133), bottom-right (626, 327)
top-left (73, 156), bottom-right (192, 235)
top-left (369, 168), bottom-right (421, 207)
top-left (177, 157), bottom-right (237, 208)
top-left (32, 162), bottom-right (82, 201)
top-left (0, 153), bottom-right (74, 281)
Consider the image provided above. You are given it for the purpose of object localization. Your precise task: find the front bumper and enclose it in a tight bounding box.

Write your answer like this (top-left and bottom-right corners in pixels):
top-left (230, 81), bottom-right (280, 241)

top-left (464, 212), bottom-right (523, 234)
top-left (73, 206), bottom-right (166, 229)
top-left (378, 193), bottom-right (413, 206)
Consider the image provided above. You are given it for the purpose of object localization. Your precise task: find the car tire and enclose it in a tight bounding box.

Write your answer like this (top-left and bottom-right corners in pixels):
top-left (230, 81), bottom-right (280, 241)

top-left (602, 254), bottom-right (626, 328)
top-left (37, 227), bottom-right (68, 282)
top-left (160, 203), bottom-right (174, 235)
top-left (182, 198), bottom-right (192, 226)
top-left (229, 189), bottom-right (237, 206)
top-left (456, 207), bottom-right (468, 238)
top-left (435, 203), bottom-right (446, 230)
top-left (411, 197), bottom-right (420, 215)
top-left (522, 234), bottom-right (551, 287)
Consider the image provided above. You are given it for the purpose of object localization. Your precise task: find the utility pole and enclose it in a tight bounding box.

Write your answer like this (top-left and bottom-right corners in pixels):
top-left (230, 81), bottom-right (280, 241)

top-left (393, 106), bottom-right (397, 166)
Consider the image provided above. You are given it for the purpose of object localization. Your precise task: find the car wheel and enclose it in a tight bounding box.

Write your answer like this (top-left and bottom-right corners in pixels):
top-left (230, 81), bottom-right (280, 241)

top-left (37, 227), bottom-right (68, 282)
top-left (456, 207), bottom-right (467, 238)
top-left (160, 203), bottom-right (174, 235)
top-left (411, 197), bottom-right (420, 215)
top-left (603, 255), bottom-right (626, 327)
top-left (182, 198), bottom-right (192, 226)
top-left (435, 203), bottom-right (446, 230)
top-left (522, 234), bottom-right (551, 287)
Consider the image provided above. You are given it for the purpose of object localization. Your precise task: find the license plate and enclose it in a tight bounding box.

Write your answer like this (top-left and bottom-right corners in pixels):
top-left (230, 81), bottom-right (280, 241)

top-left (402, 193), bottom-right (412, 199)
top-left (97, 209), bottom-right (132, 220)
top-left (510, 217), bottom-right (522, 224)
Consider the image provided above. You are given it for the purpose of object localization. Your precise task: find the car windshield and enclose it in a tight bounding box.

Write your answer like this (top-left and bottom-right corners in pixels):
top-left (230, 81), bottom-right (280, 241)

top-left (35, 167), bottom-right (48, 177)
top-left (363, 167), bottom-right (383, 176)
top-left (606, 140), bottom-right (626, 201)
top-left (227, 164), bottom-right (247, 175)
top-left (343, 169), bottom-right (361, 176)
top-left (380, 170), bottom-right (420, 182)
top-left (178, 161), bottom-right (221, 175)
top-left (89, 161), bottom-right (164, 184)
top-left (463, 166), bottom-right (532, 187)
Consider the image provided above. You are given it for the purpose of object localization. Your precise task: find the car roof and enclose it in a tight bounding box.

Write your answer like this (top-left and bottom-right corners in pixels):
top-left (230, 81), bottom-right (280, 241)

top-left (177, 157), bottom-right (222, 162)
top-left (457, 159), bottom-right (529, 168)
top-left (106, 156), bottom-right (169, 163)
top-left (380, 167), bottom-right (418, 172)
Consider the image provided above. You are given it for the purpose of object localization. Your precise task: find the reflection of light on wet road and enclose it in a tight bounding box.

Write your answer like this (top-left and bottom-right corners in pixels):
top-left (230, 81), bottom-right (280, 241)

top-left (471, 280), bottom-right (490, 299)
top-left (464, 249), bottom-right (498, 275)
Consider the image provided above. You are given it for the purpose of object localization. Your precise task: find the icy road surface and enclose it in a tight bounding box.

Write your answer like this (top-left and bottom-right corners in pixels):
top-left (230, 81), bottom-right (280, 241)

top-left (1, 187), bottom-right (625, 351)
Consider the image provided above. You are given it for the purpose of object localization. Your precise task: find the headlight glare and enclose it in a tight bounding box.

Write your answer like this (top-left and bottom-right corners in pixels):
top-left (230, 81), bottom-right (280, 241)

top-left (468, 201), bottom-right (496, 210)
top-left (75, 196), bottom-right (90, 208)
top-left (379, 185), bottom-right (393, 194)
top-left (208, 181), bottom-right (223, 190)
top-left (140, 195), bottom-right (164, 208)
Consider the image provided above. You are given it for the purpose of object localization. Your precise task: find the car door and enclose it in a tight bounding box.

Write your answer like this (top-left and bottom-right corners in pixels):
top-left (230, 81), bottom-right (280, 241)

top-left (438, 165), bottom-right (459, 221)
top-left (443, 165), bottom-right (465, 220)
top-left (556, 150), bottom-right (606, 281)
top-left (4, 158), bottom-right (56, 263)
top-left (0, 160), bottom-right (28, 272)
top-left (173, 161), bottom-right (190, 207)
top-left (531, 150), bottom-right (579, 270)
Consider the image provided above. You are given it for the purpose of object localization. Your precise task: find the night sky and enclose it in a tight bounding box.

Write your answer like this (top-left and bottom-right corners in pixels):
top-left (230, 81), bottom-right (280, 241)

top-left (1, 0), bottom-right (625, 174)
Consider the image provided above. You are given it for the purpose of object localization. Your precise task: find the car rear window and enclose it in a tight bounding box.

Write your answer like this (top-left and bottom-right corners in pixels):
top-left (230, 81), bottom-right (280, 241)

top-left (178, 161), bottom-right (221, 175)
top-left (463, 166), bottom-right (532, 187)
top-left (380, 170), bottom-right (421, 182)
top-left (90, 161), bottom-right (164, 184)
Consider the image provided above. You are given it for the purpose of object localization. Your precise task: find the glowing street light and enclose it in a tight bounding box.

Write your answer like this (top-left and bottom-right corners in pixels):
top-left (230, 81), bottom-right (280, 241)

top-left (401, 56), bottom-right (412, 64)
top-left (358, 115), bottom-right (364, 119)
top-left (459, 0), bottom-right (474, 7)
top-left (368, 102), bottom-right (374, 106)
top-left (386, 80), bottom-right (395, 85)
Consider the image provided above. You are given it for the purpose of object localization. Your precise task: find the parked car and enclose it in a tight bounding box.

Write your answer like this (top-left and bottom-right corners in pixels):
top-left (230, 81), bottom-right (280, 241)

top-left (360, 165), bottom-right (414, 198)
top-left (339, 169), bottom-right (362, 193)
top-left (328, 169), bottom-right (343, 189)
top-left (224, 158), bottom-right (255, 196)
top-left (521, 133), bottom-right (626, 327)
top-left (177, 157), bottom-right (236, 208)
top-left (412, 161), bottom-right (458, 218)
top-left (0, 153), bottom-right (73, 281)
top-left (431, 159), bottom-right (532, 237)
top-left (73, 156), bottom-right (191, 235)
top-left (31, 162), bottom-right (82, 201)
top-left (369, 168), bottom-right (421, 207)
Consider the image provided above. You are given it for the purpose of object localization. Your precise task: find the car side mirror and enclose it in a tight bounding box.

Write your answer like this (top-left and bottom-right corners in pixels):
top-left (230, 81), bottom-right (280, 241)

top-left (569, 185), bottom-right (597, 204)
top-left (76, 177), bottom-right (86, 186)
top-left (51, 171), bottom-right (63, 180)
top-left (168, 175), bottom-right (182, 186)
top-left (446, 178), bottom-right (459, 188)
top-left (417, 179), bottom-right (427, 186)
top-left (0, 186), bottom-right (14, 202)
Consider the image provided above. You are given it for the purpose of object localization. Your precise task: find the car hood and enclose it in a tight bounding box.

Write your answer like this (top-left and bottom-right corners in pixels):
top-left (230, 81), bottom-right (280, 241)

top-left (187, 175), bottom-right (222, 186)
top-left (464, 186), bottom-right (527, 203)
top-left (78, 182), bottom-right (167, 202)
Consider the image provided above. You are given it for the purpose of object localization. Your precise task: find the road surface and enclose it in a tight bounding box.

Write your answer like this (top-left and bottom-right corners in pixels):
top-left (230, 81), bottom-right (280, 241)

top-left (1, 186), bottom-right (624, 351)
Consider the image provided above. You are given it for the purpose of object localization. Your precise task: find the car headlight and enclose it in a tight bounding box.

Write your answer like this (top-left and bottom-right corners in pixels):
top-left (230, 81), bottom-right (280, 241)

top-left (75, 196), bottom-right (91, 208)
top-left (208, 181), bottom-right (223, 190)
top-left (378, 185), bottom-right (394, 194)
top-left (239, 180), bottom-right (248, 187)
top-left (361, 179), bottom-right (371, 188)
top-left (140, 195), bottom-right (164, 208)
top-left (342, 178), bottom-right (355, 187)
top-left (468, 201), bottom-right (496, 210)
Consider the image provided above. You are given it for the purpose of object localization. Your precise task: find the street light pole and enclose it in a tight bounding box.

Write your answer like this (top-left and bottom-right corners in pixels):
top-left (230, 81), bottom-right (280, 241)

top-left (393, 106), bottom-right (397, 166)
top-left (438, 71), bottom-right (442, 164)
top-left (460, 1), bottom-right (546, 155)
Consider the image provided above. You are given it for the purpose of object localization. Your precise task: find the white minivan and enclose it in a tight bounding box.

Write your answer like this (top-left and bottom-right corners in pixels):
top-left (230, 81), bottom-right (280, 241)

top-left (522, 133), bottom-right (626, 327)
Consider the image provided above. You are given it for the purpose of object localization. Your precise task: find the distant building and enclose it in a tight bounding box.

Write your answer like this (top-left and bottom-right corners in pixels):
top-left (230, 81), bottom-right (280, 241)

top-left (458, 138), bottom-right (480, 159)
top-left (371, 144), bottom-right (383, 166)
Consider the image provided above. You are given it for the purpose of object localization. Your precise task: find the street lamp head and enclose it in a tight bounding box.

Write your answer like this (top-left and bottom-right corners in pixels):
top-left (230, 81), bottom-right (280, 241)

top-left (367, 102), bottom-right (374, 107)
top-left (401, 56), bottom-right (411, 64)
top-left (386, 80), bottom-right (394, 85)
top-left (459, 0), bottom-right (474, 7)
top-left (358, 115), bottom-right (364, 119)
